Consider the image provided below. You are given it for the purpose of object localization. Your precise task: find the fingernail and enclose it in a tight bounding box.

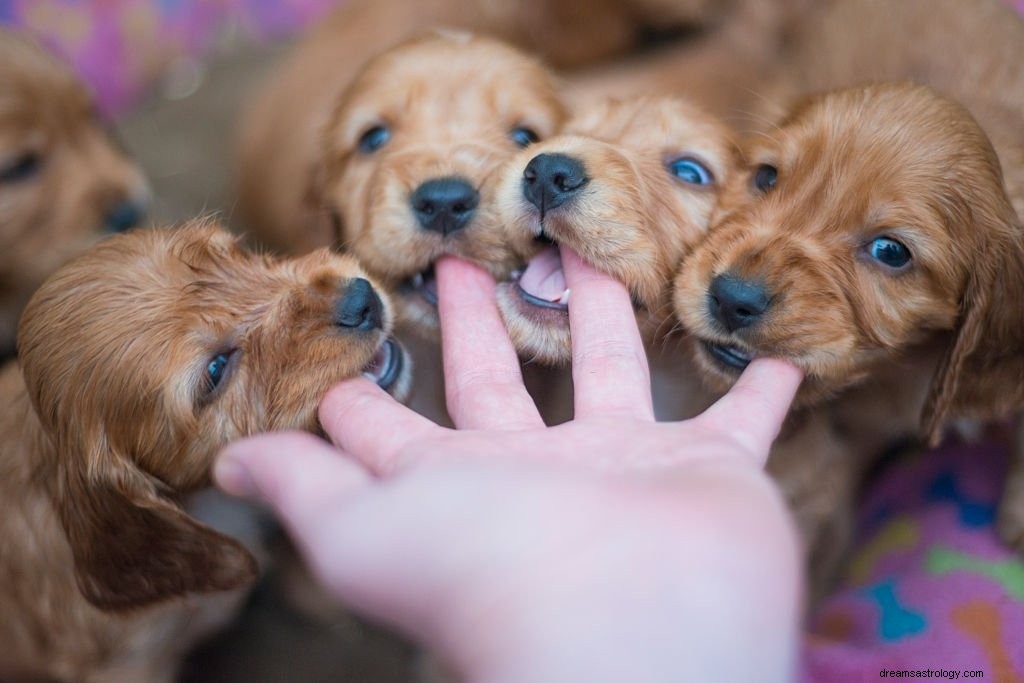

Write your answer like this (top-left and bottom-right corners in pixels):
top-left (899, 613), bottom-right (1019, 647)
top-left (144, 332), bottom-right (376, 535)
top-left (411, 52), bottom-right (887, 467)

top-left (214, 454), bottom-right (257, 498)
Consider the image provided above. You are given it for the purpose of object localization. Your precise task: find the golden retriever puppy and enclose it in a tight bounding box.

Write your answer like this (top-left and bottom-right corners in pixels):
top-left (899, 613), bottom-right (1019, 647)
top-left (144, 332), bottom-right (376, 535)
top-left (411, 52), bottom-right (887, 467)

top-left (495, 95), bottom-right (742, 365)
top-left (673, 82), bottom-right (1024, 548)
top-left (242, 32), bottom-right (564, 340)
top-left (0, 28), bottom-right (149, 357)
top-left (0, 221), bottom-right (409, 683)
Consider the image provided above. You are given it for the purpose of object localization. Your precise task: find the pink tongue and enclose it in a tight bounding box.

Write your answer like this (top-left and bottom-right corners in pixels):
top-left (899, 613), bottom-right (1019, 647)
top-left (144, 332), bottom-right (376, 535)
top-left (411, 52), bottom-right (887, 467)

top-left (518, 245), bottom-right (566, 301)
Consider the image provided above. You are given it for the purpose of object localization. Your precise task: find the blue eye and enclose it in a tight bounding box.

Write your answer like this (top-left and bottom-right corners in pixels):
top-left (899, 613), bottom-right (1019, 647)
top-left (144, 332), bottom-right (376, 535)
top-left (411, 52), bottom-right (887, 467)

top-left (753, 164), bottom-right (778, 192)
top-left (868, 236), bottom-right (912, 268)
top-left (667, 157), bottom-right (713, 185)
top-left (0, 151), bottom-right (42, 183)
top-left (205, 353), bottom-right (230, 391)
top-left (510, 126), bottom-right (539, 148)
top-left (358, 125), bottom-right (391, 154)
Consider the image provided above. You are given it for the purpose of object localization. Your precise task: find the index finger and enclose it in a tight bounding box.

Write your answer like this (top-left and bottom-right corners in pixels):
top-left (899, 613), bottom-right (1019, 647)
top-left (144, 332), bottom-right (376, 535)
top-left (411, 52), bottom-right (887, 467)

top-left (693, 358), bottom-right (804, 464)
top-left (561, 246), bottom-right (653, 420)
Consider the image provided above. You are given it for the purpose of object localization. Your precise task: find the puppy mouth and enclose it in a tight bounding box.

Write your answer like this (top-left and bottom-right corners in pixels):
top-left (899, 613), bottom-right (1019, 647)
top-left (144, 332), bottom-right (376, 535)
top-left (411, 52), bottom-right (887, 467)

top-left (701, 339), bottom-right (754, 371)
top-left (511, 240), bottom-right (571, 312)
top-left (401, 264), bottom-right (438, 306)
top-left (362, 337), bottom-right (405, 391)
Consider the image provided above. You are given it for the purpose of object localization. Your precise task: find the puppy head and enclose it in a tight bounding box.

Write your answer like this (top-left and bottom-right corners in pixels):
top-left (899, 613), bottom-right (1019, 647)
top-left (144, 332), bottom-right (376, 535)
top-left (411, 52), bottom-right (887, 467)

top-left (314, 30), bottom-right (565, 337)
top-left (17, 220), bottom-right (410, 610)
top-left (494, 96), bottom-right (741, 363)
top-left (673, 82), bottom-right (1024, 434)
top-left (0, 29), bottom-right (149, 350)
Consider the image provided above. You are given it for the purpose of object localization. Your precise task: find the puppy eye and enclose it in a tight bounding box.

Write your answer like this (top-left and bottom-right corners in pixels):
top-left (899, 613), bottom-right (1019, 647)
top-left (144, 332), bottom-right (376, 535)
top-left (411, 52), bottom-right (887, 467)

top-left (867, 236), bottom-right (912, 269)
top-left (509, 126), bottom-right (539, 148)
top-left (199, 350), bottom-right (237, 404)
top-left (667, 157), bottom-right (713, 185)
top-left (0, 151), bottom-right (43, 184)
top-left (752, 164), bottom-right (778, 193)
top-left (358, 125), bottom-right (391, 154)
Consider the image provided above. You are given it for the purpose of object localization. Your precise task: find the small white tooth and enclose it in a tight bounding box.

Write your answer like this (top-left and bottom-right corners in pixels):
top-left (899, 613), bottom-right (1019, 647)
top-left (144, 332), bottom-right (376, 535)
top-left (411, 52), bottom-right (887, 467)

top-left (510, 269), bottom-right (523, 280)
top-left (557, 288), bottom-right (571, 305)
top-left (411, 272), bottom-right (424, 288)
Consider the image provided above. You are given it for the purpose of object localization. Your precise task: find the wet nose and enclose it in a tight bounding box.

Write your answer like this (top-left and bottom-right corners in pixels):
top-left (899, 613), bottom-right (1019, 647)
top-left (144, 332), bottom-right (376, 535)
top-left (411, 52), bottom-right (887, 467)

top-left (708, 273), bottom-right (771, 332)
top-left (103, 199), bottom-right (146, 233)
top-left (410, 177), bottom-right (479, 235)
top-left (522, 153), bottom-right (588, 213)
top-left (335, 277), bottom-right (384, 331)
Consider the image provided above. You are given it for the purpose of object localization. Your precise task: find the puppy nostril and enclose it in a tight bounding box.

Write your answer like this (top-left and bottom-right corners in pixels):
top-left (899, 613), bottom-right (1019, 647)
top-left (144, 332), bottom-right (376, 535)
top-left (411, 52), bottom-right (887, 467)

top-left (708, 273), bottom-right (771, 333)
top-left (521, 153), bottom-right (588, 214)
top-left (335, 277), bottom-right (384, 332)
top-left (410, 176), bottom-right (478, 235)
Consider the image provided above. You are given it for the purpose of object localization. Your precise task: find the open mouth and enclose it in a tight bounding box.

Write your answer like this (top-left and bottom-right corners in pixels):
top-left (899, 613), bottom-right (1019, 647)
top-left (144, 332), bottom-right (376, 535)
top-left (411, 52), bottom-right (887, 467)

top-left (362, 337), bottom-right (404, 391)
top-left (512, 242), bottom-right (570, 311)
top-left (401, 264), bottom-right (438, 306)
top-left (702, 339), bottom-right (754, 371)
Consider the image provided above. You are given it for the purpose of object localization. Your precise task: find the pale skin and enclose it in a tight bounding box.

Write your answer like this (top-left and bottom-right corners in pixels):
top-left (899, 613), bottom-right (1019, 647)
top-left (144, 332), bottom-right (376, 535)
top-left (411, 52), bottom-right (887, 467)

top-left (216, 248), bottom-right (805, 683)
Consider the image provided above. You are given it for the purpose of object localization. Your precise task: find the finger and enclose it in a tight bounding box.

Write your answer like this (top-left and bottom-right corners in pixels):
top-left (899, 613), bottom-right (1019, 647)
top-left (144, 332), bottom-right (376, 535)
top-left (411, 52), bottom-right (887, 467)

top-left (561, 246), bottom-right (653, 420)
top-left (694, 358), bottom-right (804, 464)
top-left (436, 256), bottom-right (543, 430)
top-left (319, 378), bottom-right (442, 474)
top-left (215, 431), bottom-right (370, 534)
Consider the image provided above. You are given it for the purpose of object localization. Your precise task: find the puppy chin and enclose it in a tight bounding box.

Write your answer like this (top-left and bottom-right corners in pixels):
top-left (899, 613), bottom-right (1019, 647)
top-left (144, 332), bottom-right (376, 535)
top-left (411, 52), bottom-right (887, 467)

top-left (495, 282), bottom-right (571, 364)
top-left (686, 335), bottom-right (853, 408)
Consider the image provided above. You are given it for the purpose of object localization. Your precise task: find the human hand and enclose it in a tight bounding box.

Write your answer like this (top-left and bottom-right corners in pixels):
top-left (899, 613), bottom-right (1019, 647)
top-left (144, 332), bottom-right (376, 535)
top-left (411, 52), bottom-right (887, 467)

top-left (215, 248), bottom-right (805, 683)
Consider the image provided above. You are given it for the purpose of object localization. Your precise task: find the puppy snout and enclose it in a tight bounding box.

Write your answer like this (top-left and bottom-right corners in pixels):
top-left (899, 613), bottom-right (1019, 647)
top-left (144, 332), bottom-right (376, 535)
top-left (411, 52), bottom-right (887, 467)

top-left (104, 199), bottom-right (147, 233)
top-left (522, 153), bottom-right (588, 214)
top-left (410, 177), bottom-right (479, 236)
top-left (335, 277), bottom-right (384, 331)
top-left (708, 273), bottom-right (770, 333)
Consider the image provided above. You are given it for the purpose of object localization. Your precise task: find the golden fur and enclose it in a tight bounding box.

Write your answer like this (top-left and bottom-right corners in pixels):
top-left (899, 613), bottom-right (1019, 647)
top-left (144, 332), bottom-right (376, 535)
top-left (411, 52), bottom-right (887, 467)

top-left (673, 82), bottom-right (1024, 552)
top-left (0, 28), bottom-right (149, 357)
top-left (494, 95), bottom-right (742, 364)
top-left (0, 221), bottom-right (409, 682)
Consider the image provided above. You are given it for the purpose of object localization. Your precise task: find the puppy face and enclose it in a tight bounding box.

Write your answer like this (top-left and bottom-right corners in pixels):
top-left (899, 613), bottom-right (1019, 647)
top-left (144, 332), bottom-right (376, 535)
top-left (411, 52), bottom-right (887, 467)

top-left (0, 29), bottom-right (149, 354)
top-left (674, 83), bottom-right (1024, 436)
top-left (316, 31), bottom-right (565, 336)
top-left (494, 96), bottom-right (741, 363)
top-left (17, 221), bottom-right (410, 609)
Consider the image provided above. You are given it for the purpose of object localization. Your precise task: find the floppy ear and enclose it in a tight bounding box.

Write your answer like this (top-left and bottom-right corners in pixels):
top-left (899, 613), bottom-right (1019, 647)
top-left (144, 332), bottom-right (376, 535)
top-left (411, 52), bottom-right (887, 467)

top-left (56, 459), bottom-right (258, 611)
top-left (922, 210), bottom-right (1024, 445)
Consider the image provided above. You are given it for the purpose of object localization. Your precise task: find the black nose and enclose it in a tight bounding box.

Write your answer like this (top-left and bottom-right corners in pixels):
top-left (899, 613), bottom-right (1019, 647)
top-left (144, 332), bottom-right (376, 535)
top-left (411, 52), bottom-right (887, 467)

top-left (104, 199), bottom-right (146, 233)
top-left (410, 177), bottom-right (478, 235)
top-left (335, 277), bottom-right (384, 331)
top-left (708, 273), bottom-right (771, 333)
top-left (522, 153), bottom-right (588, 214)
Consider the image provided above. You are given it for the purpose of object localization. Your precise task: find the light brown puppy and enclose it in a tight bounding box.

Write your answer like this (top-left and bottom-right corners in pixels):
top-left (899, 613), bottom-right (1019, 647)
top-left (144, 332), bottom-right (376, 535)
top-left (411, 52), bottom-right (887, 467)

top-left (0, 221), bottom-right (409, 682)
top-left (0, 28), bottom-right (149, 357)
top-left (313, 32), bottom-right (565, 336)
top-left (242, 32), bottom-right (564, 340)
top-left (673, 82), bottom-right (1024, 549)
top-left (495, 95), bottom-right (742, 365)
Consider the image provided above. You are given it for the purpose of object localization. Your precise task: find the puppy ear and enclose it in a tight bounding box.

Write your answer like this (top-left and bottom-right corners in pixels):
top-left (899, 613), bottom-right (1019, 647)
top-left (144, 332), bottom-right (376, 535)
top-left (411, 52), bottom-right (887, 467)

top-left (922, 211), bottom-right (1024, 445)
top-left (57, 461), bottom-right (258, 611)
